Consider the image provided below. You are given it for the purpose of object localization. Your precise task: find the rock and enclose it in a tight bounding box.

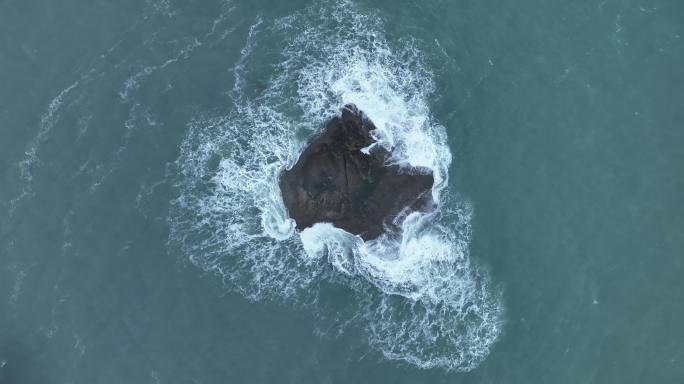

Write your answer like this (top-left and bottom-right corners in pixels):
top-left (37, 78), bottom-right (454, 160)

top-left (279, 104), bottom-right (434, 240)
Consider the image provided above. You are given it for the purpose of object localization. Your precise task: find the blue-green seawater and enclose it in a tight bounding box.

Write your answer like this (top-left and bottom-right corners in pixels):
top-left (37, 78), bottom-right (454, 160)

top-left (1, 0), bottom-right (683, 383)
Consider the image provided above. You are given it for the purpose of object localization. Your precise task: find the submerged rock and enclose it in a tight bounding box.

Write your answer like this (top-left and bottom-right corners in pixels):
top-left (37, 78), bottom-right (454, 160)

top-left (279, 104), bottom-right (434, 240)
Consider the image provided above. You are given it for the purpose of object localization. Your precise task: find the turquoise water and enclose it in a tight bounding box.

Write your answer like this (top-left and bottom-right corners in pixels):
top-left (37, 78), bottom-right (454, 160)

top-left (1, 0), bottom-right (683, 382)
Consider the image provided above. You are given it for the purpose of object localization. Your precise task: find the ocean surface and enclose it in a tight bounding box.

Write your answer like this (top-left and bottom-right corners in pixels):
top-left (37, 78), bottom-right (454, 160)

top-left (1, 0), bottom-right (683, 383)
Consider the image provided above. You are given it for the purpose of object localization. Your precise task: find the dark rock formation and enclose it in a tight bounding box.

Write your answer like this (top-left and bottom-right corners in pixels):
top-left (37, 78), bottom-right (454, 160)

top-left (279, 104), bottom-right (434, 240)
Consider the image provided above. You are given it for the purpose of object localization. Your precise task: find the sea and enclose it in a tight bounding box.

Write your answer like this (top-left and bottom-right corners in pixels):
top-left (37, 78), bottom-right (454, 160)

top-left (1, 0), bottom-right (683, 383)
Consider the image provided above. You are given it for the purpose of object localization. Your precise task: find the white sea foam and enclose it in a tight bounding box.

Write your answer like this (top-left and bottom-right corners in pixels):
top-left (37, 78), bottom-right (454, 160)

top-left (8, 78), bottom-right (84, 217)
top-left (170, 0), bottom-right (503, 371)
top-left (231, 16), bottom-right (263, 102)
top-left (119, 38), bottom-right (202, 101)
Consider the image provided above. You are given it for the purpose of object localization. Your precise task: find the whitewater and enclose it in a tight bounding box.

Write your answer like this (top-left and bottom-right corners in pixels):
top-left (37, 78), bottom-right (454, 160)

top-left (169, 1), bottom-right (504, 371)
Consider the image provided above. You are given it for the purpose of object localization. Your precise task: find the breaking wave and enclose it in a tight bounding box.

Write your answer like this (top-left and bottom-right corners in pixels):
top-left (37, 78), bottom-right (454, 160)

top-left (169, 0), bottom-right (503, 371)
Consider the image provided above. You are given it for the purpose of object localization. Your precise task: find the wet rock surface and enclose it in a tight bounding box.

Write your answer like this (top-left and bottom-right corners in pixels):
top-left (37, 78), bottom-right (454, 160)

top-left (279, 105), bottom-right (434, 240)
